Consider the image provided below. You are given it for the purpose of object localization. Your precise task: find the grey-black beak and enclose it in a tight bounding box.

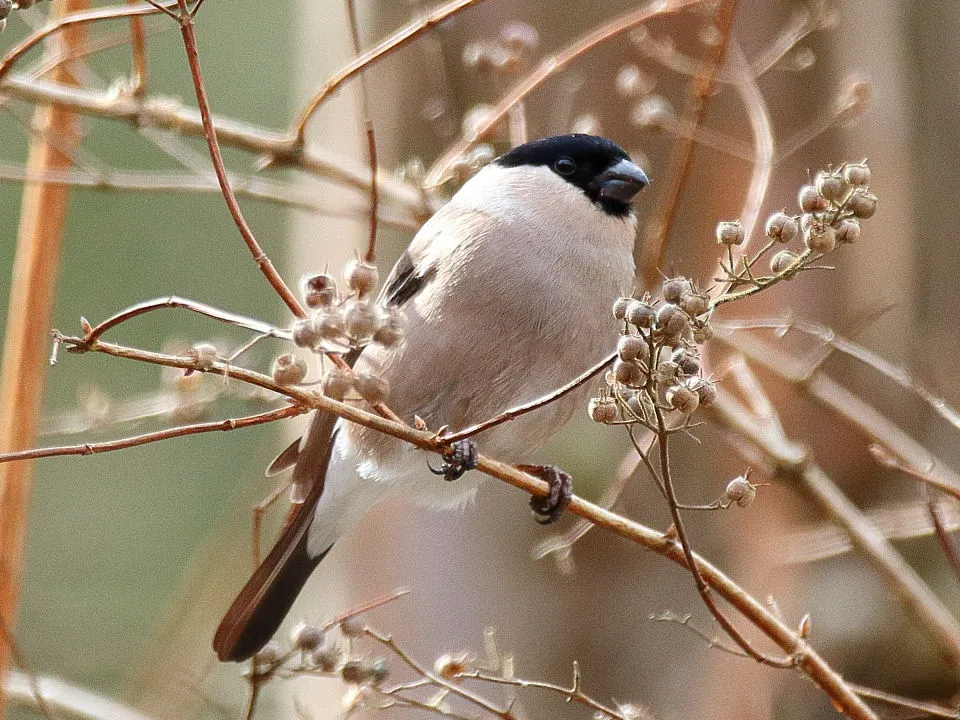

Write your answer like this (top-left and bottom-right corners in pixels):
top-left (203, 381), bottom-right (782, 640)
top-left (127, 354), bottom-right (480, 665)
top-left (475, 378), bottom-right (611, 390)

top-left (596, 159), bottom-right (649, 204)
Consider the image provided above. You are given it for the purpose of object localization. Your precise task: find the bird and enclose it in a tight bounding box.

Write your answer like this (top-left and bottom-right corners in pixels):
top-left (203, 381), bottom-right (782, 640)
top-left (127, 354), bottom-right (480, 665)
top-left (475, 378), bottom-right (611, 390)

top-left (213, 134), bottom-right (649, 662)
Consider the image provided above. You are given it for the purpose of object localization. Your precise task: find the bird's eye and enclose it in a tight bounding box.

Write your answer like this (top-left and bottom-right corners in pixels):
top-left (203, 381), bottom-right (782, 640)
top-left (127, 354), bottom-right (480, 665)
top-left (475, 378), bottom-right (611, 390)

top-left (554, 157), bottom-right (577, 175)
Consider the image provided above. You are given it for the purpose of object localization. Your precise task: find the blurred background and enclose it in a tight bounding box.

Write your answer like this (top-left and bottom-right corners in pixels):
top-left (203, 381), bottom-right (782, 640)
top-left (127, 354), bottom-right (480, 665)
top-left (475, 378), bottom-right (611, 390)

top-left (0, 1), bottom-right (958, 718)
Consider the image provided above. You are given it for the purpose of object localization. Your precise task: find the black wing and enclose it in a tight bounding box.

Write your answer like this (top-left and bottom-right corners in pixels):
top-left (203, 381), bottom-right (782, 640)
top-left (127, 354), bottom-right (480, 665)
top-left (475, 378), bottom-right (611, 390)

top-left (380, 250), bottom-right (434, 308)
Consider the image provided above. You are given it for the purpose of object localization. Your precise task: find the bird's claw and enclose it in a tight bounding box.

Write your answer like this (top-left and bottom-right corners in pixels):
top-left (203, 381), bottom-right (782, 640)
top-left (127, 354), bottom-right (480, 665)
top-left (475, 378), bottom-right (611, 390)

top-left (517, 464), bottom-right (573, 524)
top-left (428, 439), bottom-right (478, 481)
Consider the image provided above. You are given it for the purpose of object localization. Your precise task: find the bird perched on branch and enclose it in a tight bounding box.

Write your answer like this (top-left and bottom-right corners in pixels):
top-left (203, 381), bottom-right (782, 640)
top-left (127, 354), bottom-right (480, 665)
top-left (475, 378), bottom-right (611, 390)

top-left (214, 134), bottom-right (649, 662)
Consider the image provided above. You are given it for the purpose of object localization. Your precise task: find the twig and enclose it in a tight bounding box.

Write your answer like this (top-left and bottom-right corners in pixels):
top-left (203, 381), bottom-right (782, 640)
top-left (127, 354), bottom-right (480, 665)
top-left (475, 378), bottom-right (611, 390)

top-left (0, 618), bottom-right (58, 720)
top-left (638, 0), bottom-right (739, 287)
top-left (290, 0), bottom-right (490, 143)
top-left (0, 405), bottom-right (304, 465)
top-left (5, 670), bottom-right (153, 720)
top-left (846, 681), bottom-right (960, 720)
top-left (322, 588), bottom-right (411, 631)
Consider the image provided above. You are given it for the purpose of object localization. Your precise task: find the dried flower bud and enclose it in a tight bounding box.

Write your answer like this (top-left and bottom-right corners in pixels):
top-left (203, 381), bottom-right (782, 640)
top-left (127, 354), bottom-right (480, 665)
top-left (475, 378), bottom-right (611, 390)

top-left (672, 348), bottom-right (701, 377)
top-left (191, 342), bottom-right (218, 370)
top-left (311, 642), bottom-right (342, 672)
top-left (765, 212), bottom-right (800, 243)
top-left (848, 188), bottom-right (878, 219)
top-left (798, 613), bottom-right (812, 639)
top-left (843, 161), bottom-right (870, 186)
top-left (322, 367), bottom-right (353, 400)
top-left (695, 380), bottom-right (717, 406)
top-left (435, 652), bottom-right (473, 680)
top-left (805, 222), bottom-right (837, 253)
top-left (613, 297), bottom-right (632, 321)
top-left (342, 299), bottom-right (377, 344)
top-left (814, 171), bottom-right (846, 202)
top-left (661, 277), bottom-right (691, 304)
top-left (770, 250), bottom-right (798, 275)
top-left (613, 359), bottom-right (645, 388)
top-left (272, 354), bottom-right (307, 385)
top-left (344, 258), bottom-right (379, 296)
top-left (666, 384), bottom-right (699, 415)
top-left (834, 218), bottom-right (861, 244)
top-left (798, 185), bottom-right (828, 213)
top-left (341, 660), bottom-right (373, 684)
top-left (340, 616), bottom-right (364, 637)
top-left (626, 300), bottom-right (656, 328)
top-left (302, 273), bottom-right (338, 309)
top-left (588, 397), bottom-right (618, 423)
top-left (291, 623), bottom-right (324, 652)
top-left (724, 475), bottom-right (756, 507)
top-left (355, 372), bottom-right (389, 404)
top-left (617, 334), bottom-right (649, 363)
top-left (656, 302), bottom-right (689, 337)
top-left (253, 642), bottom-right (280, 668)
top-left (692, 322), bottom-right (714, 344)
top-left (680, 291), bottom-right (709, 317)
top-left (716, 220), bottom-right (745, 246)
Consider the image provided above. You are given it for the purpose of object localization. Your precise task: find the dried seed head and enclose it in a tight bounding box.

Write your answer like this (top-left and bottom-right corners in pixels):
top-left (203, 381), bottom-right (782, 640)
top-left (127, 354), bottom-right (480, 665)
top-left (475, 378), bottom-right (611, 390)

top-left (797, 184), bottom-right (828, 213)
top-left (615, 64), bottom-right (653, 98)
top-left (617, 334), bottom-right (649, 363)
top-left (661, 277), bottom-right (691, 304)
top-left (834, 218), bottom-right (861, 244)
top-left (301, 273), bottom-right (338, 309)
top-left (354, 372), bottom-right (389, 404)
top-left (724, 476), bottom-right (757, 508)
top-left (613, 359), bottom-right (645, 388)
top-left (435, 652), bottom-right (473, 680)
top-left (680, 291), bottom-right (709, 317)
top-left (500, 21), bottom-right (539, 53)
top-left (342, 299), bottom-right (377, 344)
top-left (290, 623), bottom-right (324, 652)
top-left (626, 299), bottom-right (656, 328)
top-left (344, 258), bottom-right (379, 297)
top-left (340, 616), bottom-right (364, 637)
top-left (253, 642), bottom-right (280, 668)
top-left (311, 642), bottom-right (342, 672)
top-left (848, 188), bottom-right (878, 219)
top-left (695, 380), bottom-right (717, 406)
top-left (716, 220), bottom-right (745, 246)
top-left (341, 660), bottom-right (373, 685)
top-left (770, 250), bottom-right (798, 275)
top-left (631, 95), bottom-right (675, 130)
top-left (692, 322), bottom-right (715, 344)
top-left (626, 390), bottom-right (655, 420)
top-left (612, 297), bottom-right (632, 321)
top-left (656, 302), bottom-right (689, 337)
top-left (666, 384), bottom-right (699, 415)
top-left (765, 212), bottom-right (800, 243)
top-left (805, 221), bottom-right (837, 253)
top-left (843, 161), bottom-right (871, 186)
top-left (655, 360), bottom-right (679, 384)
top-left (369, 658), bottom-right (389, 685)
top-left (271, 354), bottom-right (307, 386)
top-left (671, 348), bottom-right (701, 377)
top-left (588, 397), bottom-right (618, 423)
top-left (312, 308), bottom-right (345, 341)
top-left (191, 342), bottom-right (218, 370)
top-left (292, 317), bottom-right (319, 349)
top-left (321, 367), bottom-right (354, 400)
top-left (815, 171), bottom-right (847, 202)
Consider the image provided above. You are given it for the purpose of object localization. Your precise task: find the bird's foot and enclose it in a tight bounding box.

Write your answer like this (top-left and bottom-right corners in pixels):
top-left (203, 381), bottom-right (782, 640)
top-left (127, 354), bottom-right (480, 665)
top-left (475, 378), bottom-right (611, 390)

top-left (428, 439), bottom-right (479, 482)
top-left (516, 464), bottom-right (573, 524)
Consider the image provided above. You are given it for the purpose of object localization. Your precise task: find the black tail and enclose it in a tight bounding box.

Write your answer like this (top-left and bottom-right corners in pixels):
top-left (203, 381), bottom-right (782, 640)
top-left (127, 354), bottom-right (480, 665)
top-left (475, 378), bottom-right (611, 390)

top-left (214, 411), bottom-right (339, 662)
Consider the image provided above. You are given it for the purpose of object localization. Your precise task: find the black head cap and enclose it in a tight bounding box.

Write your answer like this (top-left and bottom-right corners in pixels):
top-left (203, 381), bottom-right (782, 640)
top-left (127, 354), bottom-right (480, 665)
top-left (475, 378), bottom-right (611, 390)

top-left (495, 134), bottom-right (648, 217)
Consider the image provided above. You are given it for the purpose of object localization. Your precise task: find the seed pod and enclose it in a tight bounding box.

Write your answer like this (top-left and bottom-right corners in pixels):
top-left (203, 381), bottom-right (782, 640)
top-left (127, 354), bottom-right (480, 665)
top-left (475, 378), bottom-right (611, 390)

top-left (680, 291), bottom-right (709, 317)
top-left (191, 342), bottom-right (218, 370)
top-left (797, 184), bottom-right (828, 213)
top-left (500, 21), bottom-right (539, 53)
top-left (354, 372), bottom-right (389, 404)
top-left (692, 322), bottom-right (715, 344)
top-left (655, 360), bottom-right (679, 384)
top-left (253, 642), bottom-right (280, 668)
top-left (666, 384), bottom-right (699, 415)
top-left (291, 623), bottom-right (324, 652)
top-left (834, 218), bottom-right (861, 244)
top-left (843, 161), bottom-right (870, 186)
top-left (342, 299), bottom-right (377, 344)
top-left (626, 299), bottom-right (656, 328)
top-left (626, 390), bottom-right (655, 420)
top-left (770, 250), bottom-right (798, 275)
top-left (369, 658), bottom-right (389, 685)
top-left (612, 297), bottom-right (632, 321)
top-left (631, 95), bottom-right (675, 130)
top-left (661, 277), bottom-right (691, 304)
top-left (805, 222), bottom-right (837, 253)
top-left (848, 188), bottom-right (878, 219)
top-left (696, 380), bottom-right (717, 406)
top-left (312, 308), bottom-right (345, 341)
top-left (271, 353), bottom-right (307, 385)
top-left (341, 660), bottom-right (373, 684)
top-left (765, 212), bottom-right (800, 243)
top-left (815, 171), bottom-right (847, 202)
top-left (322, 367), bottom-right (353, 400)
top-left (340, 616), bottom-right (364, 637)
top-left (672, 348), bottom-right (701, 376)
top-left (311, 642), bottom-right (342, 672)
top-left (588, 397), bottom-right (618, 423)
top-left (716, 220), bottom-right (745, 246)
top-left (301, 273), bottom-right (338, 309)
top-left (617, 334), bottom-right (649, 363)
top-left (434, 653), bottom-right (473, 680)
top-left (724, 476), bottom-right (756, 508)
top-left (292, 318), bottom-right (319, 349)
top-left (344, 258), bottom-right (379, 296)
top-left (657, 302), bottom-right (689, 337)
top-left (613, 359), bottom-right (645, 388)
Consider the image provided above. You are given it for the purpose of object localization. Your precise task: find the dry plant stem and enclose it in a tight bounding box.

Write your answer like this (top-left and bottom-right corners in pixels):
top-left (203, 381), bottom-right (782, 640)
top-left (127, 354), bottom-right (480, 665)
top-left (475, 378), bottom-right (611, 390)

top-left (440, 351), bottom-right (616, 444)
top-left (6, 670), bottom-right (154, 720)
top-left (846, 682), bottom-right (959, 720)
top-left (709, 386), bottom-right (960, 669)
top-left (125, 0), bottom-right (148, 97)
top-left (0, 619), bottom-right (56, 720)
top-left (170, 0), bottom-right (305, 320)
top-left (290, 0), bottom-right (489, 143)
top-left (0, 406), bottom-right (305, 465)
top-left (0, 1), bottom-right (88, 715)
top-left (39, 337), bottom-right (875, 720)
top-left (426, 0), bottom-right (704, 187)
top-left (639, 0), bottom-right (739, 287)
top-left (0, 74), bottom-right (424, 218)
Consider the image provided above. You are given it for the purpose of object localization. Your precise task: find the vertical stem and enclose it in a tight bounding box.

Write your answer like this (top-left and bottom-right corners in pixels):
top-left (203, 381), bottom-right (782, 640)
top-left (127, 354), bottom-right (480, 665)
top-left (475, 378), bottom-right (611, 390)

top-left (0, 0), bottom-right (88, 715)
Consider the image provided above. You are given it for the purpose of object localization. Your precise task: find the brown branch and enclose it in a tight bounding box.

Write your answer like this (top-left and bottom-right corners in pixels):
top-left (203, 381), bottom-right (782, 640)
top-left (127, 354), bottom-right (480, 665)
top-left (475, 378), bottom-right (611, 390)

top-left (44, 333), bottom-right (876, 720)
top-left (0, 1), bottom-right (89, 714)
top-left (0, 405), bottom-right (304, 465)
top-left (426, 0), bottom-right (704, 187)
top-left (290, 0), bottom-right (490, 143)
